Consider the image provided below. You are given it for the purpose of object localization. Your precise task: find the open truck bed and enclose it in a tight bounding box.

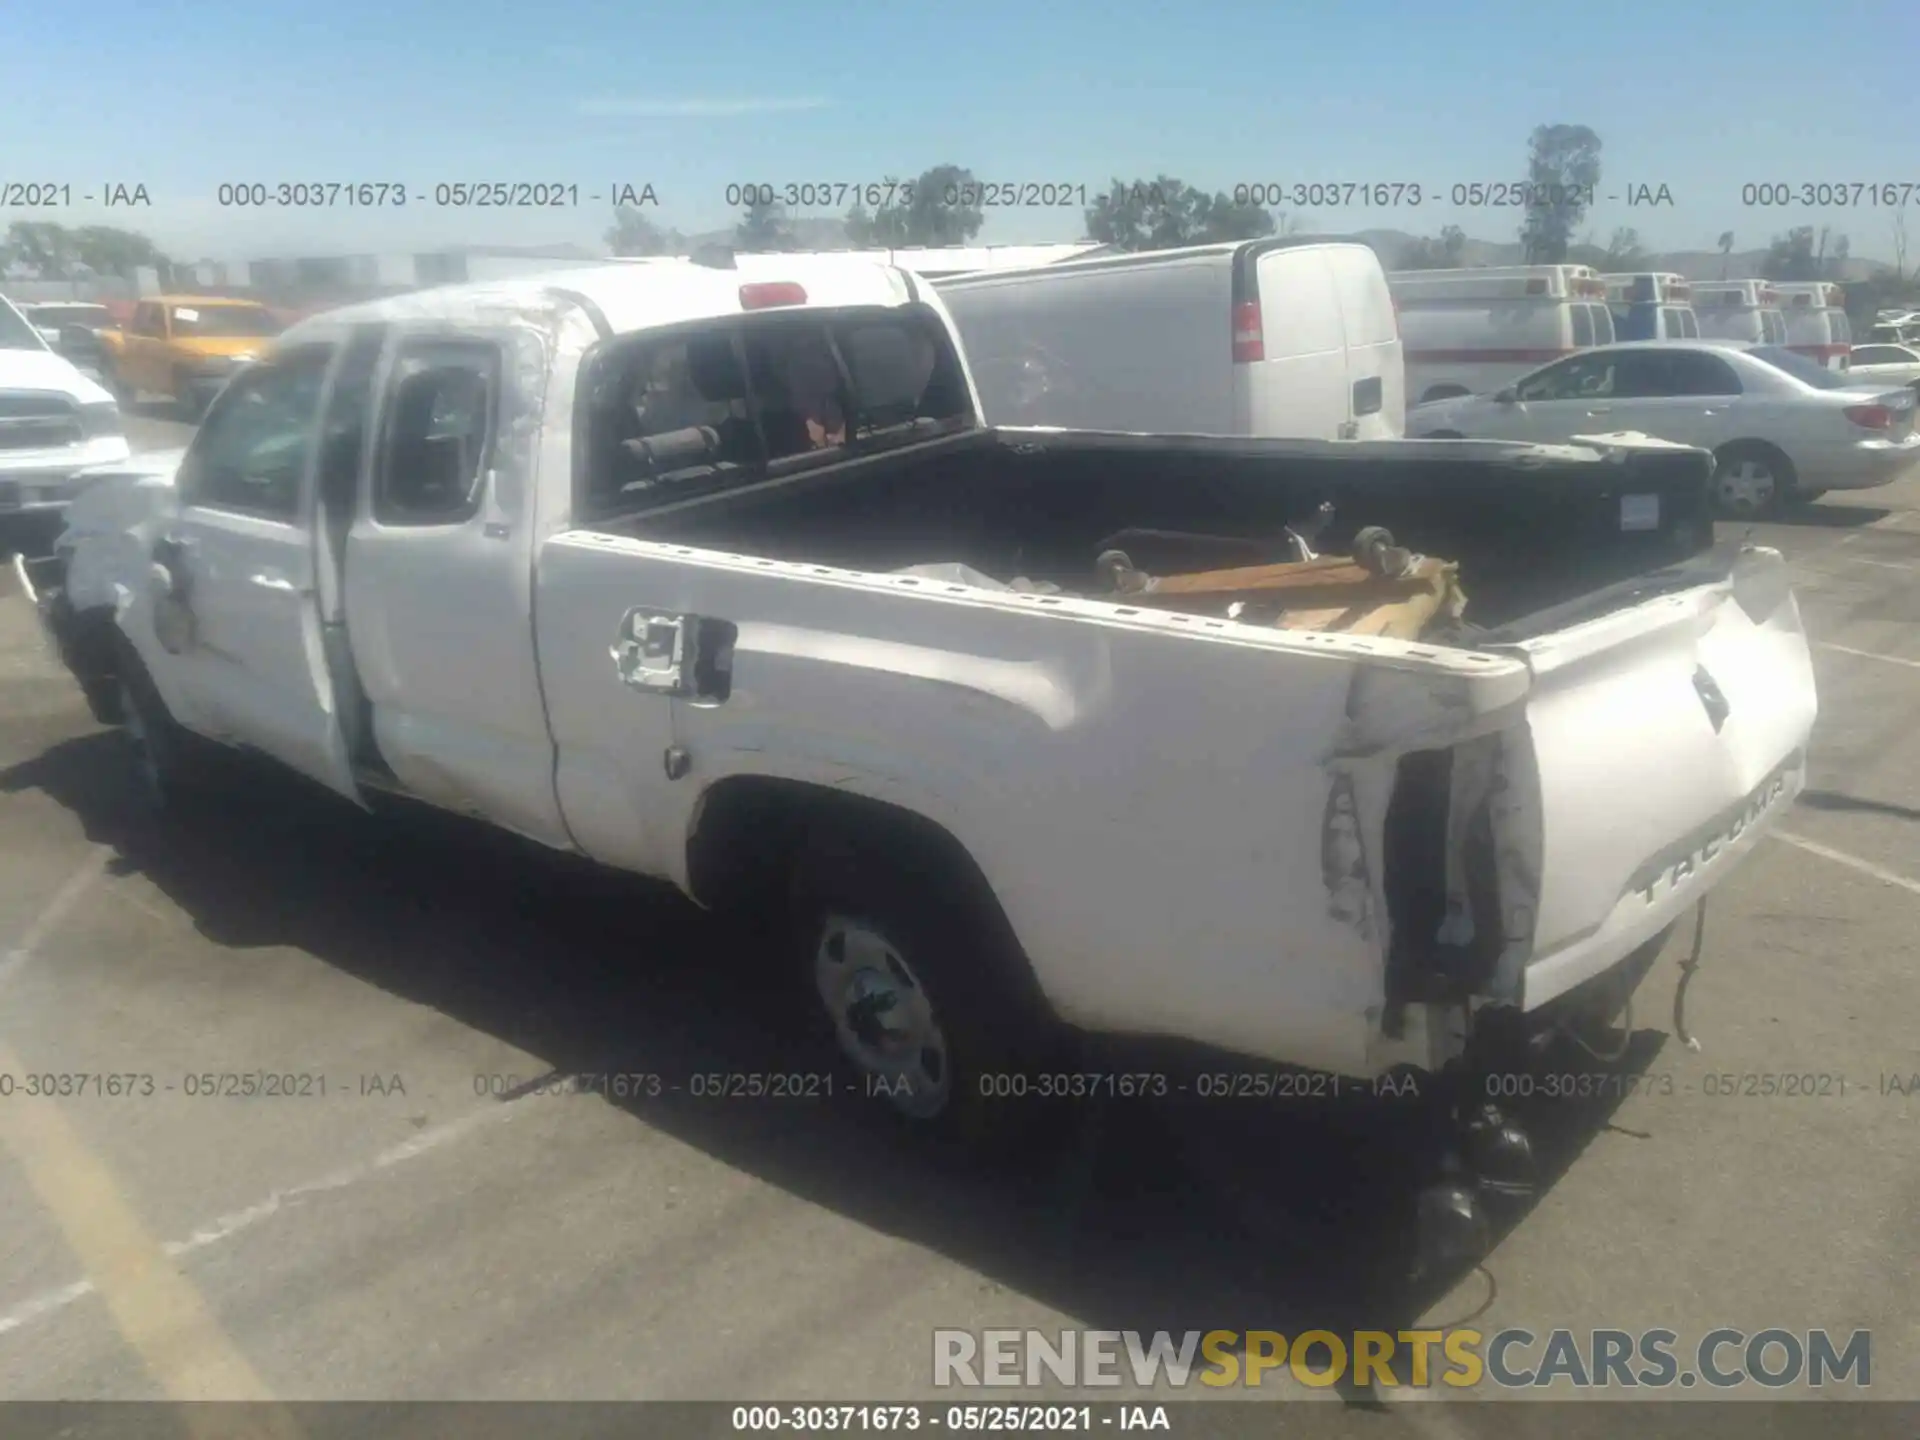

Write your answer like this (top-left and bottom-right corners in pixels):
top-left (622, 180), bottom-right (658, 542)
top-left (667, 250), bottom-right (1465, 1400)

top-left (556, 425), bottom-right (1812, 1037)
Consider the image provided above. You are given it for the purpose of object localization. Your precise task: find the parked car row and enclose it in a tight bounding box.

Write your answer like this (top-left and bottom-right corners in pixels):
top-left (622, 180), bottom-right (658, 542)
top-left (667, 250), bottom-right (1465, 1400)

top-left (1385, 264), bottom-right (1919, 517)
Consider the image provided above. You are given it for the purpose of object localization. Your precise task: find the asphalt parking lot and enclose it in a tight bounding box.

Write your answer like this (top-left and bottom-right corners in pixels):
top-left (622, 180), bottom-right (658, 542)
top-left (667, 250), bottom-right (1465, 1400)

top-left (0, 424), bottom-right (1917, 1416)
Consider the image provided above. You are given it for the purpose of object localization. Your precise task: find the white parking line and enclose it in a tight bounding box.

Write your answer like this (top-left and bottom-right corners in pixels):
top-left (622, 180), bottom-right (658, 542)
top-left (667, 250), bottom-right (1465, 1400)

top-left (1817, 642), bottom-right (1920, 671)
top-left (1849, 557), bottom-right (1920, 573)
top-left (0, 846), bottom-right (112, 986)
top-left (0, 1096), bottom-right (527, 1341)
top-left (1772, 831), bottom-right (1920, 898)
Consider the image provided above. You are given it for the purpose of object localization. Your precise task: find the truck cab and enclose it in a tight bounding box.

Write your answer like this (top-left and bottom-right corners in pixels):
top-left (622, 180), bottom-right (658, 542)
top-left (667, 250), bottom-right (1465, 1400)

top-left (1390, 264), bottom-right (1616, 406)
top-left (1691, 280), bottom-right (1789, 347)
top-left (1601, 272), bottom-right (1701, 342)
top-left (20, 258), bottom-right (1819, 1253)
top-left (1773, 282), bottom-right (1853, 370)
top-left (99, 295), bottom-right (284, 417)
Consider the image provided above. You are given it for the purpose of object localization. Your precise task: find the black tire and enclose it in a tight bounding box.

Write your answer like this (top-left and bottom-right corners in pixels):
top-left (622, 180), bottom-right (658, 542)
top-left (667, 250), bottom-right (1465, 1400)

top-left (174, 370), bottom-right (205, 422)
top-left (105, 362), bottom-right (135, 405)
top-left (111, 633), bottom-right (221, 815)
top-left (790, 823), bottom-right (1064, 1159)
top-left (1710, 442), bottom-right (1795, 520)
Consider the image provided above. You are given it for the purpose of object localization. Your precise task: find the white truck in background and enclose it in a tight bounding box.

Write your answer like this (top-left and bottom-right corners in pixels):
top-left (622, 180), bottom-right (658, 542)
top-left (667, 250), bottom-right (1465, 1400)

top-left (1773, 282), bottom-right (1854, 371)
top-left (0, 295), bottom-right (133, 522)
top-left (1693, 280), bottom-right (1791, 348)
top-left (1390, 265), bottom-right (1617, 406)
top-left (15, 255), bottom-right (1818, 1271)
top-left (935, 239), bottom-right (1405, 441)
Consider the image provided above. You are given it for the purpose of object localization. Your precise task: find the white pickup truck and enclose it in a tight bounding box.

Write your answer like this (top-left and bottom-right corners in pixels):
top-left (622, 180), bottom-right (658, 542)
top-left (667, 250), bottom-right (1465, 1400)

top-left (14, 255), bottom-right (1816, 1256)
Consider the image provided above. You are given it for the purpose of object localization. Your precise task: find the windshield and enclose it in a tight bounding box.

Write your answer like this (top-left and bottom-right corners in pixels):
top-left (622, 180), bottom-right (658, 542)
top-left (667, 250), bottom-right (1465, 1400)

top-left (0, 300), bottom-right (49, 351)
top-left (1749, 346), bottom-right (1852, 389)
top-left (26, 305), bottom-right (113, 329)
top-left (169, 304), bottom-right (282, 338)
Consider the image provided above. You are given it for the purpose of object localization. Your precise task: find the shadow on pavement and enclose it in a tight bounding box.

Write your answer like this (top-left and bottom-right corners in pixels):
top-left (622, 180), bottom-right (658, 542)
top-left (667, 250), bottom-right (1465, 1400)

top-left (1769, 501), bottom-right (1895, 529)
top-left (1, 727), bottom-right (1662, 1380)
top-left (1797, 789), bottom-right (1920, 823)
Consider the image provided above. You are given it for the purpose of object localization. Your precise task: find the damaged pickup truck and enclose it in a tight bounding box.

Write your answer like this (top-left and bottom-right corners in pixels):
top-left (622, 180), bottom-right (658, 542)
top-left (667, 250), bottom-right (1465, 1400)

top-left (15, 256), bottom-right (1817, 1262)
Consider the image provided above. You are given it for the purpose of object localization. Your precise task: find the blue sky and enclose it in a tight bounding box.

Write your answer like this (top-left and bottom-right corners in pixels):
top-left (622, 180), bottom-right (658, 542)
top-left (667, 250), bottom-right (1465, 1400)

top-left (3, 0), bottom-right (1915, 263)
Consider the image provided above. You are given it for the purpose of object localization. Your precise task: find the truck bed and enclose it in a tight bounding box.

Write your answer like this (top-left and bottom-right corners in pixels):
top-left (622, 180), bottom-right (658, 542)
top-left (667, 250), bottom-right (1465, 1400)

top-left (618, 429), bottom-right (1720, 636)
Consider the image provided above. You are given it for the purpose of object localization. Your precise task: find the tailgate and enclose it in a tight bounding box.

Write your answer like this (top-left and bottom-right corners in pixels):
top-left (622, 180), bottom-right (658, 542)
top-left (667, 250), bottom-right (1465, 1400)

top-left (1497, 545), bottom-right (1816, 1009)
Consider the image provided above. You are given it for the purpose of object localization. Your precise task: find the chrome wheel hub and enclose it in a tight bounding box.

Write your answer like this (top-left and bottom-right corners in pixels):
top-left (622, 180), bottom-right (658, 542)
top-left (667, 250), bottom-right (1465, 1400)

top-left (1715, 459), bottom-right (1776, 514)
top-left (814, 916), bottom-right (951, 1120)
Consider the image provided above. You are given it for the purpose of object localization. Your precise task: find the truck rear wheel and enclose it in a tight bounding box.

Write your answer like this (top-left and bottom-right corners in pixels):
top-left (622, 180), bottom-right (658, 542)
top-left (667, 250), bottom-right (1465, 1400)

top-left (790, 826), bottom-right (1062, 1158)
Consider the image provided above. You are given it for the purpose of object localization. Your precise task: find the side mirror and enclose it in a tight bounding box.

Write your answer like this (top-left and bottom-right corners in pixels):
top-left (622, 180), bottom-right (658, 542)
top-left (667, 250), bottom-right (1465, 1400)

top-left (1494, 387), bottom-right (1518, 404)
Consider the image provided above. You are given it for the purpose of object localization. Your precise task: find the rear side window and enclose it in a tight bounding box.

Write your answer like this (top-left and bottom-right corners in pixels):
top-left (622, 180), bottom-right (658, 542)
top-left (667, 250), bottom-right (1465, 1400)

top-left (1516, 352), bottom-right (1616, 402)
top-left (583, 308), bottom-right (969, 515)
top-left (1665, 351), bottom-right (1741, 396)
top-left (1750, 346), bottom-right (1849, 389)
top-left (1763, 311), bottom-right (1788, 345)
top-left (375, 341), bottom-right (498, 526)
top-left (1588, 304), bottom-right (1615, 345)
top-left (1570, 304), bottom-right (1595, 348)
top-left (1832, 312), bottom-right (1851, 343)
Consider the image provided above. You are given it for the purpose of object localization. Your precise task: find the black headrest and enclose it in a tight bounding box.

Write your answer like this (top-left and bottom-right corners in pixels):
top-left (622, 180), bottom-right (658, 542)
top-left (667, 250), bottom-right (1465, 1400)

top-left (686, 338), bottom-right (745, 402)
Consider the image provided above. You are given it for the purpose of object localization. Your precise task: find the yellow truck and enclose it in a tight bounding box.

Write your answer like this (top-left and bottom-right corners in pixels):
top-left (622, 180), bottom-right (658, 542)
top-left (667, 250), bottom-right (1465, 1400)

top-left (97, 295), bottom-right (284, 418)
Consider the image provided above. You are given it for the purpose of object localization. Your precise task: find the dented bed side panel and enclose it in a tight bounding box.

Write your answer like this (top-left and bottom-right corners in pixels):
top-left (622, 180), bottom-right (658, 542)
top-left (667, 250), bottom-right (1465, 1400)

top-left (534, 532), bottom-right (1534, 1077)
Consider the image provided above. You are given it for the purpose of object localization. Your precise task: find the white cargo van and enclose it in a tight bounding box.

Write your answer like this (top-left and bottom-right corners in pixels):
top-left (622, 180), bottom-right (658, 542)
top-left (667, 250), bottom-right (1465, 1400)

top-left (1389, 265), bottom-right (1616, 404)
top-left (1774, 281), bottom-right (1853, 370)
top-left (1692, 280), bottom-right (1789, 347)
top-left (1601, 272), bottom-right (1701, 341)
top-left (933, 238), bottom-right (1404, 441)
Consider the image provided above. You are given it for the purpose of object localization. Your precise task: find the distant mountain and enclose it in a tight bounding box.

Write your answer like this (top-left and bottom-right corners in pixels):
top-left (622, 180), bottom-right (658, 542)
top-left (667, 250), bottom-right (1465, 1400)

top-left (1348, 228), bottom-right (1895, 280)
top-left (678, 217), bottom-right (854, 253)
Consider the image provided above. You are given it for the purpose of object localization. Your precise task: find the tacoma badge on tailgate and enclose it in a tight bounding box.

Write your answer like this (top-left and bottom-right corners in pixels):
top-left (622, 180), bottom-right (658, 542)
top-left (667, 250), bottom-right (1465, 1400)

top-left (1630, 764), bottom-right (1794, 906)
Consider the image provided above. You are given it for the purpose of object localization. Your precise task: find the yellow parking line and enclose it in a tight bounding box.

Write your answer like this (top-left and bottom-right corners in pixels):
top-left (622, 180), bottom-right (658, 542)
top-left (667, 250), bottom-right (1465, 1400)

top-left (0, 1041), bottom-right (302, 1437)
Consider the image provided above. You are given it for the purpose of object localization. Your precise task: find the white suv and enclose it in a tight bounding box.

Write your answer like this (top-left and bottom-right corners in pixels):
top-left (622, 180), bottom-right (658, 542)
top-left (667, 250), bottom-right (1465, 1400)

top-left (0, 295), bottom-right (134, 517)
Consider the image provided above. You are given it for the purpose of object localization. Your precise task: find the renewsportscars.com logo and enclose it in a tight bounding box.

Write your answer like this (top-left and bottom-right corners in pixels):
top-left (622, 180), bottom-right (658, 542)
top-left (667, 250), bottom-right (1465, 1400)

top-left (932, 1328), bottom-right (1872, 1391)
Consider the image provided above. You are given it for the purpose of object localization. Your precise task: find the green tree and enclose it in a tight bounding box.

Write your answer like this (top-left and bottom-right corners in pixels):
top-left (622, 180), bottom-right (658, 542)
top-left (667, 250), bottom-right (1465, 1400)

top-left (1083, 176), bottom-right (1275, 252)
top-left (736, 195), bottom-right (797, 251)
top-left (5, 221), bottom-right (80, 278)
top-left (1717, 231), bottom-right (1736, 279)
top-left (605, 206), bottom-right (677, 256)
top-left (1518, 124), bottom-right (1603, 264)
top-left (1602, 227), bottom-right (1647, 269)
top-left (1397, 224), bottom-right (1467, 269)
top-left (844, 165), bottom-right (987, 248)
top-left (70, 225), bottom-right (167, 277)
top-left (1762, 227), bottom-right (1819, 282)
